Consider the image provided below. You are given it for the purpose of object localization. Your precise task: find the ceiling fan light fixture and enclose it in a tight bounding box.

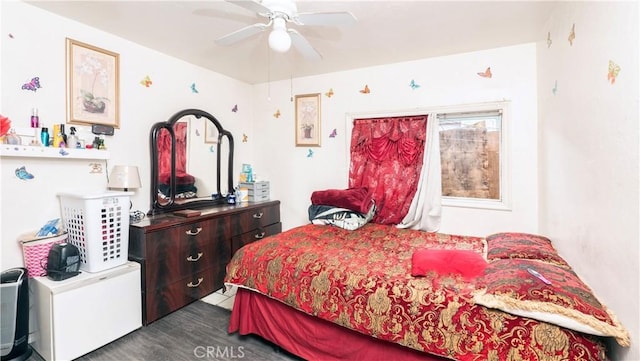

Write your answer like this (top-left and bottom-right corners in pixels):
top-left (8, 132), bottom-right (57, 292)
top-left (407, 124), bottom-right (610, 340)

top-left (216, 0), bottom-right (354, 60)
top-left (268, 18), bottom-right (291, 52)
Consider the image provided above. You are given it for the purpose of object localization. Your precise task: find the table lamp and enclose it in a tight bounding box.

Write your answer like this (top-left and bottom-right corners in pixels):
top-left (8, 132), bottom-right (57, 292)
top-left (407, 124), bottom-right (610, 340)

top-left (108, 165), bottom-right (141, 192)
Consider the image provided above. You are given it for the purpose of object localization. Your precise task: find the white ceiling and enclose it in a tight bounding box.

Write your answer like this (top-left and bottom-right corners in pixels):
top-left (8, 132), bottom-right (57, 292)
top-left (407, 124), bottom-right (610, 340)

top-left (25, 1), bottom-right (556, 84)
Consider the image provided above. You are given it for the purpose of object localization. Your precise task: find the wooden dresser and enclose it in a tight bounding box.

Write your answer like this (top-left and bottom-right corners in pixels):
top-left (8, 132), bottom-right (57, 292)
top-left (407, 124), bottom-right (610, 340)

top-left (128, 200), bottom-right (281, 325)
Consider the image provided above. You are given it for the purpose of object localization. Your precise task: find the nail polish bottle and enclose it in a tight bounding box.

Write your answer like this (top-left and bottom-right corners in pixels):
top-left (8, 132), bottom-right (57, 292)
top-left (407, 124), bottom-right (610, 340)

top-left (30, 108), bottom-right (39, 128)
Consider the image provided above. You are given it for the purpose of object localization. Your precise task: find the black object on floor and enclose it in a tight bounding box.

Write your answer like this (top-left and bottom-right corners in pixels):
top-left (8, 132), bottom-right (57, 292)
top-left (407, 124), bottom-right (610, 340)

top-left (1, 268), bottom-right (33, 361)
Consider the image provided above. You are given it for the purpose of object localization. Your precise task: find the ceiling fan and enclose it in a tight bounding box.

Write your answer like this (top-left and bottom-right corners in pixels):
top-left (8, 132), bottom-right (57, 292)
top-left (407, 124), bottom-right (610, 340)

top-left (214, 0), bottom-right (357, 61)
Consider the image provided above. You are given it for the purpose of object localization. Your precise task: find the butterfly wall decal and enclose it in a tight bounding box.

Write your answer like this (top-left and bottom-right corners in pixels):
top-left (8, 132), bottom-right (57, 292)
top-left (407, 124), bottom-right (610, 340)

top-left (568, 23), bottom-right (575, 46)
top-left (608, 60), bottom-right (621, 84)
top-left (359, 85), bottom-right (370, 94)
top-left (552, 80), bottom-right (558, 95)
top-left (477, 67), bottom-right (492, 78)
top-left (8, 33), bottom-right (14, 39)
top-left (409, 79), bottom-right (421, 90)
top-left (232, 104), bottom-right (238, 112)
top-left (546, 32), bottom-right (552, 48)
top-left (329, 128), bottom-right (337, 138)
top-left (325, 88), bottom-right (334, 98)
top-left (191, 83), bottom-right (199, 93)
top-left (307, 149), bottom-right (314, 158)
top-left (195, 129), bottom-right (200, 136)
top-left (140, 75), bottom-right (152, 87)
top-left (209, 145), bottom-right (216, 153)
top-left (242, 133), bottom-right (248, 142)
top-left (15, 166), bottom-right (34, 180)
top-left (21, 77), bottom-right (41, 92)
top-left (59, 149), bottom-right (69, 156)
top-left (273, 109), bottom-right (281, 118)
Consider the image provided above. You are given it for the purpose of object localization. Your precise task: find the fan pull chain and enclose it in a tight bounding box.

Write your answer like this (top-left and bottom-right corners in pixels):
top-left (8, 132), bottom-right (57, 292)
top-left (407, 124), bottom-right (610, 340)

top-left (267, 44), bottom-right (271, 101)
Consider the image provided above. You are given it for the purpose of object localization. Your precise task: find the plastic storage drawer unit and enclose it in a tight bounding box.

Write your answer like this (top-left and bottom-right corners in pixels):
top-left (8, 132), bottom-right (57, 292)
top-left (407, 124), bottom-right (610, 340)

top-left (239, 181), bottom-right (270, 202)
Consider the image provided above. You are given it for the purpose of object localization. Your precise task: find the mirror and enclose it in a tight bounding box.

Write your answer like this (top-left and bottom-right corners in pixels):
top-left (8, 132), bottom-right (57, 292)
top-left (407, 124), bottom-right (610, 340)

top-left (149, 109), bottom-right (234, 214)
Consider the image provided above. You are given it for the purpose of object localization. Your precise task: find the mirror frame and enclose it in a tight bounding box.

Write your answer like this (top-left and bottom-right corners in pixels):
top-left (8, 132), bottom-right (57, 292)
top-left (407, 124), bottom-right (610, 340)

top-left (149, 108), bottom-right (234, 215)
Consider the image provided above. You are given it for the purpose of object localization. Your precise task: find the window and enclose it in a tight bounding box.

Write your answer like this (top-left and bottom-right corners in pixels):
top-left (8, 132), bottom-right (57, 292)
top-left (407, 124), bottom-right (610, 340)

top-left (438, 103), bottom-right (509, 210)
top-left (345, 101), bottom-right (510, 211)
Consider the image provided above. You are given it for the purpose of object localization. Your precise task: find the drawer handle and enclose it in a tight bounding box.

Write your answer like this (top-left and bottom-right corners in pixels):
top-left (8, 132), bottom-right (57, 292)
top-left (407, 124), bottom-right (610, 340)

top-left (253, 212), bottom-right (263, 219)
top-left (187, 277), bottom-right (204, 288)
top-left (186, 252), bottom-right (203, 262)
top-left (185, 227), bottom-right (203, 236)
top-left (254, 231), bottom-right (266, 239)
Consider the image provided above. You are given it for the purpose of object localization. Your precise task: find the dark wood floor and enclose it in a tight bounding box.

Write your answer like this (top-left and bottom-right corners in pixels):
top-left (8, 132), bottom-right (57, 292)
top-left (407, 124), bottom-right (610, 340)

top-left (28, 301), bottom-right (303, 361)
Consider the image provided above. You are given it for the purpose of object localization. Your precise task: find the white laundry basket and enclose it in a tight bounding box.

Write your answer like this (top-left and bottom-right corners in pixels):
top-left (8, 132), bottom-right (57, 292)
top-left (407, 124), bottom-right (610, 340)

top-left (58, 191), bottom-right (132, 273)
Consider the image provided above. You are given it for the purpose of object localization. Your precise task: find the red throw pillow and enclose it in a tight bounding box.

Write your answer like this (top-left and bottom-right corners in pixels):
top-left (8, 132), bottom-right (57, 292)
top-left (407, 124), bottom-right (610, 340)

top-left (486, 232), bottom-right (570, 268)
top-left (310, 187), bottom-right (373, 214)
top-left (411, 249), bottom-right (487, 279)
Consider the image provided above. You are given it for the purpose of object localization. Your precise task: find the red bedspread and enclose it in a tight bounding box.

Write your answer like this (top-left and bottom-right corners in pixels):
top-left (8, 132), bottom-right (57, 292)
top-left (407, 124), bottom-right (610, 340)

top-left (225, 223), bottom-right (608, 361)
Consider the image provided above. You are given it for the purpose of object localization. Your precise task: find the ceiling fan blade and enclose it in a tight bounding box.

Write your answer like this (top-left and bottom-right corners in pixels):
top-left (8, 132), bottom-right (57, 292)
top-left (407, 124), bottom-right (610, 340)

top-left (193, 8), bottom-right (256, 23)
top-left (288, 29), bottom-right (322, 61)
top-left (295, 12), bottom-right (357, 26)
top-left (226, 0), bottom-right (271, 15)
top-left (215, 23), bottom-right (269, 46)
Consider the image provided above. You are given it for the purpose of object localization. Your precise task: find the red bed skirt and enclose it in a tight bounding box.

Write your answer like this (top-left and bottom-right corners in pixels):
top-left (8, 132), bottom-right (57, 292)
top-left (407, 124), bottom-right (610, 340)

top-left (228, 287), bottom-right (451, 361)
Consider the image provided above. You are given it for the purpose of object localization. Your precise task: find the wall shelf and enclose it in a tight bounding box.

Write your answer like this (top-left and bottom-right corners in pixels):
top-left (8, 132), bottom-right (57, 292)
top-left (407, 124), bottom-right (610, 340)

top-left (0, 145), bottom-right (109, 160)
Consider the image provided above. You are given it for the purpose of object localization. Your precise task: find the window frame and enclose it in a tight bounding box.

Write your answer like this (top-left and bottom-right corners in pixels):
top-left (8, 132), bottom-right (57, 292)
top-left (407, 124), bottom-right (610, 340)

top-left (438, 101), bottom-right (511, 211)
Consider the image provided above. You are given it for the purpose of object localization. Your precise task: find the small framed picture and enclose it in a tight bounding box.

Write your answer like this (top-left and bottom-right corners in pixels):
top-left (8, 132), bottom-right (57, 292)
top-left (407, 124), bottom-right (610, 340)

top-left (66, 38), bottom-right (120, 128)
top-left (295, 93), bottom-right (321, 147)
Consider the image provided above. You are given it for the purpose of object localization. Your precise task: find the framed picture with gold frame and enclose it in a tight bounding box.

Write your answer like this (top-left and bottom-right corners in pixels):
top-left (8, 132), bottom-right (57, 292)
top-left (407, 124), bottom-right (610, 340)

top-left (295, 93), bottom-right (321, 147)
top-left (66, 38), bottom-right (120, 128)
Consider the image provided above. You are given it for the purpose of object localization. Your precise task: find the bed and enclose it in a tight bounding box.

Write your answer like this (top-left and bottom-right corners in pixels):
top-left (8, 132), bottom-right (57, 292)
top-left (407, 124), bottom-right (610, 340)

top-left (225, 224), bottom-right (629, 361)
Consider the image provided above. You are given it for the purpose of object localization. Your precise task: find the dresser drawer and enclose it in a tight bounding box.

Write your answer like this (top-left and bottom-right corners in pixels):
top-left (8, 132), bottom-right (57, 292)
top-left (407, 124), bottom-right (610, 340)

top-left (145, 242), bottom-right (214, 288)
top-left (249, 194), bottom-right (270, 202)
top-left (145, 267), bottom-right (215, 324)
top-left (230, 203), bottom-right (280, 236)
top-left (247, 187), bottom-right (270, 197)
top-left (231, 222), bottom-right (282, 255)
top-left (240, 181), bottom-right (269, 191)
top-left (145, 221), bottom-right (212, 262)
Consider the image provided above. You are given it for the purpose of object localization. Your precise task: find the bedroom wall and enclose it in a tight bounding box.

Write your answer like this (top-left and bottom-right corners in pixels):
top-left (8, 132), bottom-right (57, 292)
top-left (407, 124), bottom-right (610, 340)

top-left (1, 1), bottom-right (539, 278)
top-left (0, 1), bottom-right (254, 269)
top-left (4, 1), bottom-right (636, 358)
top-left (537, 2), bottom-right (639, 360)
top-left (252, 43), bottom-right (539, 237)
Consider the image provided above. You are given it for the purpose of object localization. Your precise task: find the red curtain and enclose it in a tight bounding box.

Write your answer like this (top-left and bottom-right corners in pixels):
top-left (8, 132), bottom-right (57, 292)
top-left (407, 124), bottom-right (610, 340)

top-left (349, 116), bottom-right (427, 224)
top-left (158, 122), bottom-right (188, 180)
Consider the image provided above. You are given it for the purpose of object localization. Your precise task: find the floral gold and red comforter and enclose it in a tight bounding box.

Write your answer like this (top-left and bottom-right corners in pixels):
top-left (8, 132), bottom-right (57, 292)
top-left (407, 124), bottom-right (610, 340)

top-left (225, 223), bottom-right (609, 361)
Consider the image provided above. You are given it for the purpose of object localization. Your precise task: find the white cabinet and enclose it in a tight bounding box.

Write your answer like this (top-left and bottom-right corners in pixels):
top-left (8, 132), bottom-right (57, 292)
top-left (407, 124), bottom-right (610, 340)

top-left (30, 262), bottom-right (141, 361)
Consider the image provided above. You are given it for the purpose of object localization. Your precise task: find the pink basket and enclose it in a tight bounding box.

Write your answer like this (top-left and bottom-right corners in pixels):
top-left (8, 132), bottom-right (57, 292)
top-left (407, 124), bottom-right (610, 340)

top-left (19, 233), bottom-right (68, 278)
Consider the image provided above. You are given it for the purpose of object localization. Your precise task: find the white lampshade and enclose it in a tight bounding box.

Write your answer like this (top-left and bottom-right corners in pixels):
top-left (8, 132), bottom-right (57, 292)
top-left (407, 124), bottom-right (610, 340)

top-left (269, 18), bottom-right (291, 53)
top-left (108, 165), bottom-right (142, 191)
